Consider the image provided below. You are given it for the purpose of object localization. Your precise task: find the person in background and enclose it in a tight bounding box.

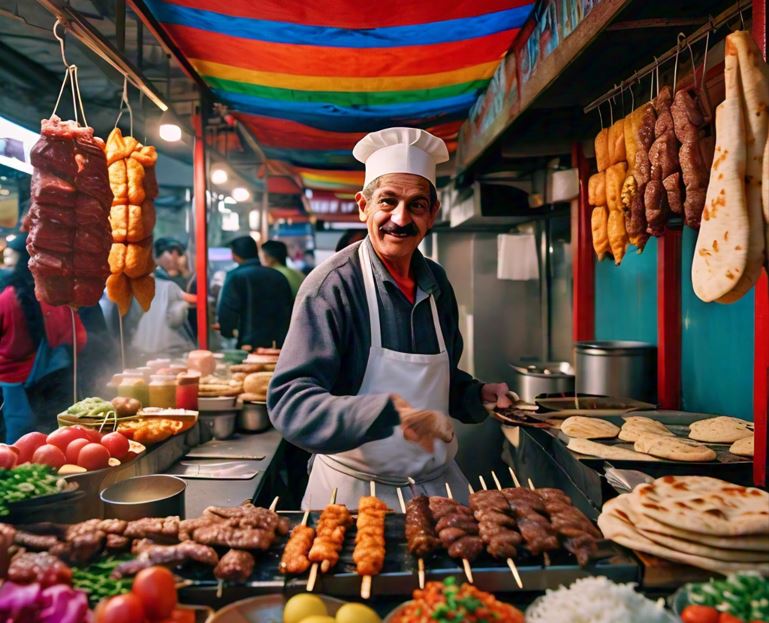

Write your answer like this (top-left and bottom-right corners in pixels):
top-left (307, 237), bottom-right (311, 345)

top-left (335, 229), bottom-right (368, 253)
top-left (131, 275), bottom-right (195, 358)
top-left (154, 237), bottom-right (197, 335)
top-left (300, 249), bottom-right (316, 276)
top-left (260, 240), bottom-right (305, 299)
top-left (217, 236), bottom-right (293, 349)
top-left (0, 234), bottom-right (86, 441)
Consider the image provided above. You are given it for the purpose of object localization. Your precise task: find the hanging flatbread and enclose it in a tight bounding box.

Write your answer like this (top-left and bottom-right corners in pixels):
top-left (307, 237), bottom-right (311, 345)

top-left (730, 435), bottom-right (754, 457)
top-left (567, 437), bottom-right (659, 461)
top-left (718, 32), bottom-right (769, 303)
top-left (691, 45), bottom-right (749, 302)
top-left (618, 416), bottom-right (674, 442)
top-left (688, 416), bottom-right (753, 443)
top-left (633, 434), bottom-right (716, 462)
top-left (561, 416), bottom-right (620, 439)
top-left (628, 476), bottom-right (769, 536)
top-left (599, 496), bottom-right (769, 574)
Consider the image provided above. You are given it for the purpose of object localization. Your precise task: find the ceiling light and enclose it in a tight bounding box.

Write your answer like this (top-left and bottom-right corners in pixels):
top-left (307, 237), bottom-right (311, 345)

top-left (159, 110), bottom-right (182, 142)
top-left (211, 168), bottom-right (228, 185)
top-left (232, 187), bottom-right (250, 202)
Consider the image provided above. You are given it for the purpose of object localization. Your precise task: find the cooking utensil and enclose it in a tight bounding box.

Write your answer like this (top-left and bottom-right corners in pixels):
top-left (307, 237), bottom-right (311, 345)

top-left (199, 412), bottom-right (237, 440)
top-left (100, 474), bottom-right (186, 520)
top-left (603, 463), bottom-right (655, 492)
top-left (575, 341), bottom-right (657, 403)
top-left (508, 361), bottom-right (575, 403)
top-left (238, 401), bottom-right (271, 433)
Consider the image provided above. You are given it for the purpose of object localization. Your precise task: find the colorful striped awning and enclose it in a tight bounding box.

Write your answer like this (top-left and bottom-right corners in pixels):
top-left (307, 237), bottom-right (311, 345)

top-left (143, 0), bottom-right (534, 195)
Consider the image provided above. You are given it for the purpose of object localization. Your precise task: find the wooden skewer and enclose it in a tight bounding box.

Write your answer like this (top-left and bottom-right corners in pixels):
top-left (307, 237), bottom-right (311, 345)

top-left (508, 466), bottom-right (521, 488)
top-left (360, 481), bottom-right (377, 599)
top-left (523, 476), bottom-right (551, 567)
top-left (479, 475), bottom-right (523, 589)
top-left (490, 470), bottom-right (503, 491)
top-left (216, 579), bottom-right (223, 599)
top-left (269, 496), bottom-right (279, 512)
top-left (444, 482), bottom-right (473, 584)
top-left (300, 509), bottom-right (310, 526)
top-left (398, 486), bottom-right (426, 589)
top-left (307, 488), bottom-right (338, 592)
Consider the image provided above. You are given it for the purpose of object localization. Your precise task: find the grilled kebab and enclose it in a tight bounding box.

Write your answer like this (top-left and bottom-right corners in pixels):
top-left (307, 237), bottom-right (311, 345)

top-left (308, 503), bottom-right (353, 573)
top-left (353, 496), bottom-right (387, 576)
top-left (428, 497), bottom-right (483, 560)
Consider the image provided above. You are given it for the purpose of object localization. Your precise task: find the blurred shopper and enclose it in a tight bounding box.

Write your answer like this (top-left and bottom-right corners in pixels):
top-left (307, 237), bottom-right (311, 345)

top-left (0, 234), bottom-right (86, 441)
top-left (300, 249), bottom-right (316, 276)
top-left (131, 276), bottom-right (195, 358)
top-left (217, 236), bottom-right (292, 349)
top-left (154, 237), bottom-right (197, 335)
top-left (260, 240), bottom-right (305, 299)
top-left (335, 229), bottom-right (367, 252)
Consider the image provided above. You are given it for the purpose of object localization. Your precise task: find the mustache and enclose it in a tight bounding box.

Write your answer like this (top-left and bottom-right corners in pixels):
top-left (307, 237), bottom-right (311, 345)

top-left (379, 222), bottom-right (419, 237)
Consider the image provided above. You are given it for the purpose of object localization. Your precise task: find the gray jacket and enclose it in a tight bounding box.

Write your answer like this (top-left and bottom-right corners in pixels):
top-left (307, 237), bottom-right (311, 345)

top-left (267, 238), bottom-right (487, 454)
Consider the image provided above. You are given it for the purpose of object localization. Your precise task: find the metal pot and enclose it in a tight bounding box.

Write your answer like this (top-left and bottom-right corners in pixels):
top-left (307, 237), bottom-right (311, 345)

top-left (508, 361), bottom-right (575, 403)
top-left (199, 411), bottom-right (237, 440)
top-left (100, 474), bottom-right (186, 520)
top-left (239, 401), bottom-right (271, 433)
top-left (575, 340), bottom-right (657, 403)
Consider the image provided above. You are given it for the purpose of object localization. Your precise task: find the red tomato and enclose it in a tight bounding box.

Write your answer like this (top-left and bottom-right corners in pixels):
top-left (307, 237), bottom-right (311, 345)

top-left (46, 427), bottom-right (85, 451)
top-left (13, 431), bottom-right (48, 463)
top-left (681, 605), bottom-right (720, 623)
top-left (94, 594), bottom-right (146, 623)
top-left (123, 450), bottom-right (139, 462)
top-left (156, 608), bottom-right (195, 623)
top-left (77, 443), bottom-right (110, 471)
top-left (71, 425), bottom-right (102, 443)
top-left (718, 615), bottom-right (745, 623)
top-left (132, 566), bottom-right (177, 620)
top-left (65, 438), bottom-right (91, 464)
top-left (101, 432), bottom-right (130, 460)
top-left (31, 444), bottom-right (67, 469)
top-left (0, 445), bottom-right (18, 469)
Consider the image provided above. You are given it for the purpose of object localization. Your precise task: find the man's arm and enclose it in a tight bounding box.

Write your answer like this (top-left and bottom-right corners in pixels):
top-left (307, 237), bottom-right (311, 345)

top-left (216, 273), bottom-right (240, 338)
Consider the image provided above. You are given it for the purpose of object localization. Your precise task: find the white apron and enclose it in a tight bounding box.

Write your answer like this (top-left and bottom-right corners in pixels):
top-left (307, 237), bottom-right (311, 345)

top-left (302, 243), bottom-right (469, 510)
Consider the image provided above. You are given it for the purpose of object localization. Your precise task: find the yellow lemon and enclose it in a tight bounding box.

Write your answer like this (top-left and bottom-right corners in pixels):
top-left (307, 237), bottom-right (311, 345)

top-left (298, 617), bottom-right (336, 623)
top-left (335, 603), bottom-right (381, 623)
top-left (283, 594), bottom-right (328, 623)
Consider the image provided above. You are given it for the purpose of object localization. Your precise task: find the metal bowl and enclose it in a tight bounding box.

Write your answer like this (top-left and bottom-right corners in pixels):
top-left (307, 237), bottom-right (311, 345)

top-left (100, 474), bottom-right (186, 520)
top-left (199, 411), bottom-right (237, 440)
top-left (238, 401), bottom-right (271, 433)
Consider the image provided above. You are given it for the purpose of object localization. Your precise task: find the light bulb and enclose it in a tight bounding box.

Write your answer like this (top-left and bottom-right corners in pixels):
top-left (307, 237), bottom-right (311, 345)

top-left (232, 187), bottom-right (250, 202)
top-left (158, 110), bottom-right (182, 142)
top-left (211, 168), bottom-right (228, 185)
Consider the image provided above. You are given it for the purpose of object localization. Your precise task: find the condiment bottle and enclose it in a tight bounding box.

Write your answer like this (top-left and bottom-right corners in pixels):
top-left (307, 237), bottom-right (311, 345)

top-left (117, 370), bottom-right (149, 408)
top-left (149, 374), bottom-right (177, 408)
top-left (176, 373), bottom-right (199, 410)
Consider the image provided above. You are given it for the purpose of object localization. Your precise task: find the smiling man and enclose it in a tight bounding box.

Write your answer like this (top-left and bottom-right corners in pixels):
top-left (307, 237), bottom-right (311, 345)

top-left (268, 127), bottom-right (511, 509)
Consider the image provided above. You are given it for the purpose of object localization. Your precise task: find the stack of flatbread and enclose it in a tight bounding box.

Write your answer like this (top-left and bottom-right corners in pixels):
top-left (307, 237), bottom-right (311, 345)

top-left (598, 475), bottom-right (769, 574)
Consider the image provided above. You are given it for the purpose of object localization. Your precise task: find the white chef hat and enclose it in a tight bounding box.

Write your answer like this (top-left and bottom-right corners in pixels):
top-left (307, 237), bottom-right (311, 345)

top-left (353, 127), bottom-right (449, 188)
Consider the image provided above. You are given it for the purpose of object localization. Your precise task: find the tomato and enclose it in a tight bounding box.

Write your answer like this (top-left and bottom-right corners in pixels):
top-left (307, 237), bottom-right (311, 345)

top-left (71, 425), bottom-right (102, 443)
top-left (31, 444), bottom-right (67, 469)
top-left (101, 432), bottom-right (130, 460)
top-left (94, 594), bottom-right (146, 623)
top-left (77, 443), bottom-right (110, 471)
top-left (0, 445), bottom-right (18, 469)
top-left (132, 566), bottom-right (177, 620)
top-left (718, 615), bottom-right (745, 623)
top-left (46, 427), bottom-right (85, 451)
top-left (681, 605), bottom-right (720, 623)
top-left (13, 431), bottom-right (48, 463)
top-left (156, 608), bottom-right (195, 623)
top-left (65, 438), bottom-right (91, 464)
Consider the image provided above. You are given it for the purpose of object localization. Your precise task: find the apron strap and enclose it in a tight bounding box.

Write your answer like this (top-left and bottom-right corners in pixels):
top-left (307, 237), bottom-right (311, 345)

top-left (428, 295), bottom-right (447, 353)
top-left (359, 243), bottom-right (383, 349)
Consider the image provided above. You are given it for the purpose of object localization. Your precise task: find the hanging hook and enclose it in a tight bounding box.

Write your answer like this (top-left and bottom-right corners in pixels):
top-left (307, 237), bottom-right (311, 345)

top-left (630, 81), bottom-right (635, 110)
top-left (114, 74), bottom-right (134, 136)
top-left (53, 18), bottom-right (72, 69)
top-left (597, 103), bottom-right (604, 130)
top-left (700, 30), bottom-right (711, 92)
top-left (673, 33), bottom-right (685, 92)
top-left (608, 88), bottom-right (614, 125)
top-left (738, 0), bottom-right (745, 30)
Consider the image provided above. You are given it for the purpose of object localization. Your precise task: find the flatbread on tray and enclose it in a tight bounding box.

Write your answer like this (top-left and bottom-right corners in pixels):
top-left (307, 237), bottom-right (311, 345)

top-left (633, 434), bottom-right (716, 462)
top-left (688, 416), bottom-right (753, 443)
top-left (561, 416), bottom-right (620, 439)
top-left (618, 416), bottom-right (674, 442)
top-left (567, 437), bottom-right (659, 461)
top-left (730, 435), bottom-right (754, 457)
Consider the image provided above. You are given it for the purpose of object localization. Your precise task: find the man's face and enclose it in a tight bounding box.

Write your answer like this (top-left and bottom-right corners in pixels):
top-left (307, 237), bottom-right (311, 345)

top-left (356, 173), bottom-right (438, 263)
top-left (157, 249), bottom-right (181, 273)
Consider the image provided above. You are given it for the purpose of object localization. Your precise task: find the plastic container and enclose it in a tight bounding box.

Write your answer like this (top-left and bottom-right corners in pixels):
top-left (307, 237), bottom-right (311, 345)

top-left (149, 374), bottom-right (177, 408)
top-left (176, 374), bottom-right (199, 410)
top-left (117, 371), bottom-right (149, 408)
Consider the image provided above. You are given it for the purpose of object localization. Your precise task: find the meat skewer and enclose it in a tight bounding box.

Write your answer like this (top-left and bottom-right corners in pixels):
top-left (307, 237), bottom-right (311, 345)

top-left (474, 476), bottom-right (523, 589)
top-left (307, 489), bottom-right (352, 592)
top-left (399, 487), bottom-right (431, 589)
top-left (501, 470), bottom-right (558, 565)
top-left (279, 510), bottom-right (314, 575)
top-left (439, 483), bottom-right (476, 584)
top-left (354, 481), bottom-right (387, 599)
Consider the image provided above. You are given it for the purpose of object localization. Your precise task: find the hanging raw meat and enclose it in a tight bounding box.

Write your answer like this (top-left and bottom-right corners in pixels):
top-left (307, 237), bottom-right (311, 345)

top-left (646, 86), bottom-right (680, 236)
top-left (105, 128), bottom-right (157, 315)
top-left (25, 115), bottom-right (112, 307)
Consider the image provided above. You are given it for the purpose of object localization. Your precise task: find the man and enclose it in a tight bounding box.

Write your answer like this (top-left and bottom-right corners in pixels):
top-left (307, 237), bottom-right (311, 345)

top-left (260, 240), bottom-right (305, 299)
top-left (217, 236), bottom-right (293, 349)
top-left (268, 127), bottom-right (511, 509)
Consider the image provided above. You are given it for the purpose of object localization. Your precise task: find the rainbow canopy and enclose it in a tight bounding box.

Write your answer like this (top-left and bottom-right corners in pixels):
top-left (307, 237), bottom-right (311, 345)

top-left (143, 0), bottom-right (534, 193)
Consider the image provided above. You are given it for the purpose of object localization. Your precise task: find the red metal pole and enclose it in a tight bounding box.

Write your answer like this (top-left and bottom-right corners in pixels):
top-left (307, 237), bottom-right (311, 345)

top-left (192, 107), bottom-right (209, 350)
top-left (753, 0), bottom-right (768, 487)
top-left (657, 228), bottom-right (682, 409)
top-left (571, 142), bottom-right (595, 342)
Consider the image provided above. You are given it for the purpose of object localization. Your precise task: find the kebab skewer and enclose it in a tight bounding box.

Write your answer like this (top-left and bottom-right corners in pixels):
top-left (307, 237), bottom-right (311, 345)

top-left (353, 482), bottom-right (387, 599)
top-left (431, 483), bottom-right (480, 584)
top-left (307, 489), bottom-right (352, 592)
top-left (279, 510), bottom-right (314, 575)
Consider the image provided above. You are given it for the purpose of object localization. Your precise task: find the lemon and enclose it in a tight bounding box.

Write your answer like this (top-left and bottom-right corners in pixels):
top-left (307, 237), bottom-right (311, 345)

top-left (298, 617), bottom-right (335, 623)
top-left (335, 603), bottom-right (381, 623)
top-left (283, 594), bottom-right (328, 623)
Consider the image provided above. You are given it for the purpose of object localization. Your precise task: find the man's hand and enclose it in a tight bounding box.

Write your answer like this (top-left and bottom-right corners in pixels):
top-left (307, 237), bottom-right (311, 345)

top-left (392, 394), bottom-right (454, 454)
top-left (481, 383), bottom-right (514, 410)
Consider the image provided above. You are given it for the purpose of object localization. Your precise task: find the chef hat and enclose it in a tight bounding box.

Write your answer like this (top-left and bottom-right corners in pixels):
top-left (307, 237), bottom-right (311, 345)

top-left (353, 127), bottom-right (449, 188)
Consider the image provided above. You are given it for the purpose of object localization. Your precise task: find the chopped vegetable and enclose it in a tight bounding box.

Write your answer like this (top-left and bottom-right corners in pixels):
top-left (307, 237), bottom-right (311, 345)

top-left (0, 464), bottom-right (64, 516)
top-left (71, 556), bottom-right (133, 607)
top-left (0, 581), bottom-right (88, 623)
top-left (687, 573), bottom-right (769, 623)
top-left (65, 397), bottom-right (117, 421)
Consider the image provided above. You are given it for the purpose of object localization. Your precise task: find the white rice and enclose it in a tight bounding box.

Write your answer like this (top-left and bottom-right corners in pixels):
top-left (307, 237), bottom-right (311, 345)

top-left (526, 576), bottom-right (675, 623)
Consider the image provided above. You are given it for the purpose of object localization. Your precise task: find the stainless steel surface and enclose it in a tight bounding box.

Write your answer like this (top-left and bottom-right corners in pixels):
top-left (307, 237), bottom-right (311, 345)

top-left (200, 412), bottom-right (237, 440)
top-left (238, 402), bottom-right (271, 433)
top-left (575, 340), bottom-right (657, 403)
top-left (165, 459), bottom-right (260, 480)
top-left (508, 360), bottom-right (575, 403)
top-left (199, 396), bottom-right (237, 411)
top-left (100, 474), bottom-right (186, 520)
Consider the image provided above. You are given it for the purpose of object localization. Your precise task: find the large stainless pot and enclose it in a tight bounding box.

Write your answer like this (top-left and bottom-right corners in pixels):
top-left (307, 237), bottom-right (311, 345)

top-left (100, 474), bottom-right (186, 520)
top-left (575, 341), bottom-right (657, 403)
top-left (508, 361), bottom-right (575, 403)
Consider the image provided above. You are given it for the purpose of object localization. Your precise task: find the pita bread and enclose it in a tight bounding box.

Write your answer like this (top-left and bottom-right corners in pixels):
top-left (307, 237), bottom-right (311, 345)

top-left (637, 526), bottom-right (768, 562)
top-left (730, 435), bottom-right (754, 457)
top-left (718, 32), bottom-right (768, 303)
top-left (689, 416), bottom-right (753, 443)
top-left (691, 61), bottom-right (748, 302)
top-left (599, 496), bottom-right (769, 574)
top-left (567, 437), bottom-right (659, 461)
top-left (561, 416), bottom-right (620, 439)
top-left (628, 476), bottom-right (769, 536)
top-left (618, 416), bottom-right (674, 442)
top-left (633, 434), bottom-right (716, 462)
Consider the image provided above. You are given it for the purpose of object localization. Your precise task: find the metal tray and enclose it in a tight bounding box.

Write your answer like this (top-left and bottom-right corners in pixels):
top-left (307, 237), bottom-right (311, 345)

top-left (165, 459), bottom-right (260, 480)
top-left (535, 393), bottom-right (656, 416)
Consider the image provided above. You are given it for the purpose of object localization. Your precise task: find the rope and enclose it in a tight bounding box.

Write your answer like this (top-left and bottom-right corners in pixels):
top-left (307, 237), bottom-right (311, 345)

top-left (70, 307), bottom-right (78, 404)
top-left (114, 74), bottom-right (134, 136)
top-left (672, 34), bottom-right (684, 92)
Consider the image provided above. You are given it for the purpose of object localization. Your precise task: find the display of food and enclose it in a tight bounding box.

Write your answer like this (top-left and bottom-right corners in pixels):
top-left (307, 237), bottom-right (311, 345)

top-left (679, 572), bottom-right (769, 623)
top-left (105, 127), bottom-right (158, 315)
top-left (598, 476), bottom-right (769, 574)
top-left (0, 581), bottom-right (90, 623)
top-left (116, 418), bottom-right (184, 445)
top-left (283, 593), bottom-right (381, 623)
top-left (71, 556), bottom-right (132, 606)
top-left (561, 416), bottom-right (620, 439)
top-left (353, 496), bottom-right (388, 577)
top-left (526, 576), bottom-right (675, 623)
top-left (0, 463), bottom-right (66, 516)
top-left (198, 376), bottom-right (243, 398)
top-left (388, 577), bottom-right (524, 623)
top-left (404, 496), bottom-right (440, 558)
top-left (309, 503), bottom-right (353, 573)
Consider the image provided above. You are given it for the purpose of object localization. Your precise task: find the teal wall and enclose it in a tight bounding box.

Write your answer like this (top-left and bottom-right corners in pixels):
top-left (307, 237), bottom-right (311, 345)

top-left (680, 228), bottom-right (754, 420)
top-left (595, 237), bottom-right (658, 344)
